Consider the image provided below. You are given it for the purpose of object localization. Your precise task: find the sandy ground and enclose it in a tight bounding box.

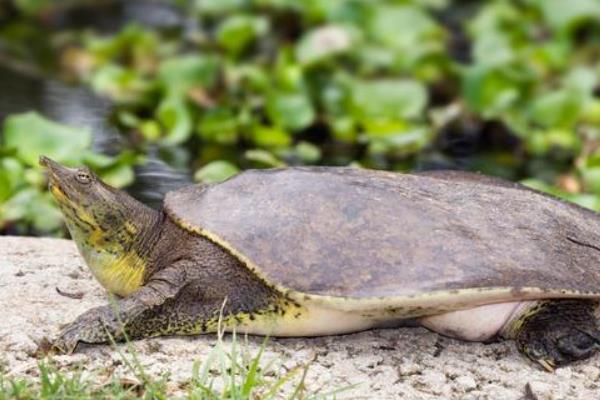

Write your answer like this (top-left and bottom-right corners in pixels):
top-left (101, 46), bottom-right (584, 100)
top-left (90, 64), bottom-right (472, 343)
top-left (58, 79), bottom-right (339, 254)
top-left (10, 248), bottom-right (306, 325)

top-left (1, 236), bottom-right (599, 399)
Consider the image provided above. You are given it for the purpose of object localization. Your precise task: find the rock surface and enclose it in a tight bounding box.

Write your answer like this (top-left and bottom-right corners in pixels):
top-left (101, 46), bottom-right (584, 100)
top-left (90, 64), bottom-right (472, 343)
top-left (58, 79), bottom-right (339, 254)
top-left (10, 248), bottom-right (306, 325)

top-left (1, 236), bottom-right (600, 399)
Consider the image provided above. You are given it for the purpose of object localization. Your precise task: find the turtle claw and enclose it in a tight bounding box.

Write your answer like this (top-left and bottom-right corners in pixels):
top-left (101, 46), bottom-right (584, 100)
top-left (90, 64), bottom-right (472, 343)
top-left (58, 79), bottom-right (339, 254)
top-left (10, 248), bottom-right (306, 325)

top-left (536, 359), bottom-right (555, 373)
top-left (52, 319), bottom-right (91, 354)
top-left (52, 331), bottom-right (80, 354)
top-left (52, 306), bottom-right (121, 353)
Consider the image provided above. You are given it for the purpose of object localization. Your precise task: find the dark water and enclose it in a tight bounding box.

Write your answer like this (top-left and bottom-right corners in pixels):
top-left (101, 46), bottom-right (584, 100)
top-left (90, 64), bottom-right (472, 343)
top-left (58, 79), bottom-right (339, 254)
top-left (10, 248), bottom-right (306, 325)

top-left (0, 64), bottom-right (192, 209)
top-left (41, 0), bottom-right (186, 33)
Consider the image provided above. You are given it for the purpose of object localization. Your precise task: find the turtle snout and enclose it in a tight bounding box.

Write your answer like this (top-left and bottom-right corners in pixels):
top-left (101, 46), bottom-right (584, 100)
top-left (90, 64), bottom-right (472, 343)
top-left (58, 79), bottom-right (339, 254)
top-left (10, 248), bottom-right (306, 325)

top-left (39, 156), bottom-right (64, 172)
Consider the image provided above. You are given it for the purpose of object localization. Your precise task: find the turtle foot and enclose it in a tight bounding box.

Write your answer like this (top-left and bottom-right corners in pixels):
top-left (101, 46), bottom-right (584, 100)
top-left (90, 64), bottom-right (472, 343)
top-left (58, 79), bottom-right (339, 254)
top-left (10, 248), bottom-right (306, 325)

top-left (514, 300), bottom-right (600, 370)
top-left (53, 306), bottom-right (123, 354)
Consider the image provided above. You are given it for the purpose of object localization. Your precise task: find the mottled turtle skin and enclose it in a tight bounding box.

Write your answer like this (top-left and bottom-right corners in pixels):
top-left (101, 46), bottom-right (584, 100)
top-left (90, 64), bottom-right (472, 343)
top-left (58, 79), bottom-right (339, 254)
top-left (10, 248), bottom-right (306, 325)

top-left (166, 167), bottom-right (600, 301)
top-left (40, 157), bottom-right (600, 370)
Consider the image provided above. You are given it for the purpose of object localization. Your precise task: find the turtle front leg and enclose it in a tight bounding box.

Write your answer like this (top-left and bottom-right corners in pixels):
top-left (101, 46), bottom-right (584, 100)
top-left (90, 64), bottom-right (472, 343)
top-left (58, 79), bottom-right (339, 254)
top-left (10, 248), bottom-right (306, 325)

top-left (509, 300), bottom-right (600, 370)
top-left (53, 264), bottom-right (188, 354)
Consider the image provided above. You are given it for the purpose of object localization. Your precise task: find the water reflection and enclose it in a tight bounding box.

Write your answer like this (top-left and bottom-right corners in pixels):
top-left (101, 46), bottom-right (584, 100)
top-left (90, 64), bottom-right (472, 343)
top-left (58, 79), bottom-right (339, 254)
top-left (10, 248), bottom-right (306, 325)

top-left (35, 0), bottom-right (185, 33)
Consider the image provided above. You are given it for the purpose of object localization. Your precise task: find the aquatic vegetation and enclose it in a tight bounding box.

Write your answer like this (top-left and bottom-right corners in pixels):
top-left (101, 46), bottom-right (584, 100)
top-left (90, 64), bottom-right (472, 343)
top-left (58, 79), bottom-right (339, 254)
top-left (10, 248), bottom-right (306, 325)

top-left (1, 0), bottom-right (600, 234)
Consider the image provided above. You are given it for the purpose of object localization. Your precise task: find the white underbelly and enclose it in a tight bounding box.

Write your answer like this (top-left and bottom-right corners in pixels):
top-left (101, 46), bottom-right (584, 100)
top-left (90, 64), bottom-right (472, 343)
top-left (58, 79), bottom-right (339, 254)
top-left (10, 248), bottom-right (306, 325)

top-left (226, 300), bottom-right (539, 341)
top-left (419, 301), bottom-right (537, 341)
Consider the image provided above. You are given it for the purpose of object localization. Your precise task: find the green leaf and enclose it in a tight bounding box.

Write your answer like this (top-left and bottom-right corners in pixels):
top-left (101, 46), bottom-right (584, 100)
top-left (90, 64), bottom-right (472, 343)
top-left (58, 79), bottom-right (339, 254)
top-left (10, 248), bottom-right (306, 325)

top-left (31, 193), bottom-right (64, 232)
top-left (581, 167), bottom-right (600, 194)
top-left (0, 157), bottom-right (24, 202)
top-left (368, 5), bottom-right (440, 50)
top-left (244, 149), bottom-right (286, 167)
top-left (216, 15), bottom-right (269, 57)
top-left (295, 25), bottom-right (354, 65)
top-left (563, 67), bottom-right (598, 97)
top-left (294, 141), bottom-right (321, 163)
top-left (351, 79), bottom-right (428, 121)
top-left (251, 125), bottom-right (291, 148)
top-left (0, 188), bottom-right (36, 225)
top-left (3, 112), bottom-right (91, 167)
top-left (534, 0), bottom-right (600, 31)
top-left (158, 55), bottom-right (220, 96)
top-left (529, 89), bottom-right (583, 129)
top-left (266, 91), bottom-right (315, 131)
top-left (157, 95), bottom-right (193, 145)
top-left (197, 108), bottom-right (239, 145)
top-left (194, 160), bottom-right (240, 183)
top-left (527, 128), bottom-right (580, 155)
top-left (0, 188), bottom-right (62, 233)
top-left (471, 32), bottom-right (515, 66)
top-left (89, 64), bottom-right (150, 103)
top-left (99, 163), bottom-right (135, 188)
top-left (461, 66), bottom-right (527, 117)
top-left (195, 0), bottom-right (248, 16)
top-left (582, 100), bottom-right (600, 124)
top-left (139, 120), bottom-right (162, 141)
top-left (14, 0), bottom-right (51, 14)
top-left (83, 152), bottom-right (136, 188)
top-left (361, 121), bottom-right (431, 155)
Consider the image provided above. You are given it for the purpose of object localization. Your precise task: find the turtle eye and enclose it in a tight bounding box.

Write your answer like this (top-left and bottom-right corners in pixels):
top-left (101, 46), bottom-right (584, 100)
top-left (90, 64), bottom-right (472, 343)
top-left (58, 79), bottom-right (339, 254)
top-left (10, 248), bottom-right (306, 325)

top-left (75, 170), bottom-right (92, 185)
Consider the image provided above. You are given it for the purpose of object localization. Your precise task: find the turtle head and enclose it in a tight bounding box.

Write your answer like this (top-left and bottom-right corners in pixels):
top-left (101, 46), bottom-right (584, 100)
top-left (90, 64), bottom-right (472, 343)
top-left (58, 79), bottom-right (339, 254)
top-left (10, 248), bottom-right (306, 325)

top-left (40, 156), bottom-right (158, 296)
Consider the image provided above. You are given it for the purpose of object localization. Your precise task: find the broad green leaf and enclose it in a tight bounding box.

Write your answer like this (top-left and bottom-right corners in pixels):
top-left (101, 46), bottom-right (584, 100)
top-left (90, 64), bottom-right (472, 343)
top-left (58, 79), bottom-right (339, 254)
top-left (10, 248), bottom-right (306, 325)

top-left (198, 108), bottom-right (239, 145)
top-left (1, 188), bottom-right (36, 226)
top-left (251, 125), bottom-right (291, 148)
top-left (0, 157), bottom-right (24, 202)
top-left (225, 63), bottom-right (270, 93)
top-left (83, 152), bottom-right (136, 188)
top-left (216, 15), bottom-right (269, 57)
top-left (14, 0), bottom-right (51, 14)
top-left (245, 149), bottom-right (286, 167)
top-left (3, 112), bottom-right (91, 167)
top-left (158, 55), bottom-right (220, 96)
top-left (157, 95), bottom-right (193, 145)
top-left (582, 100), bottom-right (600, 124)
top-left (367, 4), bottom-right (444, 71)
top-left (472, 32), bottom-right (514, 66)
top-left (86, 24), bottom-right (159, 69)
top-left (467, 2), bottom-right (521, 37)
top-left (366, 126), bottom-right (431, 155)
top-left (0, 188), bottom-right (62, 233)
top-left (31, 193), bottom-right (64, 232)
top-left (527, 128), bottom-right (580, 155)
top-left (89, 64), bottom-right (151, 103)
top-left (461, 66), bottom-right (527, 117)
top-left (534, 0), bottom-right (600, 31)
top-left (296, 25), bottom-right (354, 65)
top-left (563, 67), bottom-right (598, 96)
top-left (529, 89), bottom-right (583, 128)
top-left (195, 0), bottom-right (248, 16)
top-left (266, 91), bottom-right (315, 131)
top-left (139, 120), bottom-right (162, 141)
top-left (82, 152), bottom-right (117, 169)
top-left (369, 5), bottom-right (440, 50)
top-left (98, 163), bottom-right (135, 188)
top-left (194, 160), bottom-right (240, 183)
top-left (581, 167), bottom-right (600, 194)
top-left (351, 79), bottom-right (428, 121)
top-left (294, 141), bottom-right (321, 163)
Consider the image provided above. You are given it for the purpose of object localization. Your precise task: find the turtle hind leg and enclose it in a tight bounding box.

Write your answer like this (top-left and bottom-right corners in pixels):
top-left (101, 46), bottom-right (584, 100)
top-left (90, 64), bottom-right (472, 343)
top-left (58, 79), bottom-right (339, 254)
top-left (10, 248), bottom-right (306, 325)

top-left (512, 299), bottom-right (600, 370)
